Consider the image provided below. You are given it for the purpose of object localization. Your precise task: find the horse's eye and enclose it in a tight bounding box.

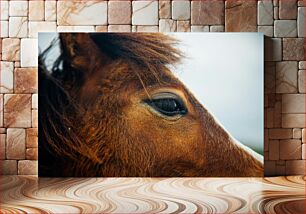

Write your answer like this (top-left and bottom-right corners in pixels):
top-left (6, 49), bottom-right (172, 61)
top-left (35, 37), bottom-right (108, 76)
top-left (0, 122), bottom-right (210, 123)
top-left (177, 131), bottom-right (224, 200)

top-left (144, 94), bottom-right (187, 117)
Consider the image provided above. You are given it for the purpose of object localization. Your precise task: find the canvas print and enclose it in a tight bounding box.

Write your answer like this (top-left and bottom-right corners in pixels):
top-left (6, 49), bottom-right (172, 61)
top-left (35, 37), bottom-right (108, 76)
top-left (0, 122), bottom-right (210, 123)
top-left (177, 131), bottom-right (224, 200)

top-left (38, 33), bottom-right (264, 177)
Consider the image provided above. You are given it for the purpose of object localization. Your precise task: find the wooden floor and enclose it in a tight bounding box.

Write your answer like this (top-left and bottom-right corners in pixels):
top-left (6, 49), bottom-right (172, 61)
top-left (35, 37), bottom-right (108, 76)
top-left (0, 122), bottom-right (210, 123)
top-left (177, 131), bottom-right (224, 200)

top-left (0, 176), bottom-right (305, 214)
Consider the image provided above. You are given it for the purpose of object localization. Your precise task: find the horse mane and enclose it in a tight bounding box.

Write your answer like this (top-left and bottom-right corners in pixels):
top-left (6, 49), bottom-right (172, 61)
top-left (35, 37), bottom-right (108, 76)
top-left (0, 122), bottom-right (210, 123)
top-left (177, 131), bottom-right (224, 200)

top-left (38, 33), bottom-right (183, 176)
top-left (90, 33), bottom-right (182, 66)
top-left (50, 33), bottom-right (183, 82)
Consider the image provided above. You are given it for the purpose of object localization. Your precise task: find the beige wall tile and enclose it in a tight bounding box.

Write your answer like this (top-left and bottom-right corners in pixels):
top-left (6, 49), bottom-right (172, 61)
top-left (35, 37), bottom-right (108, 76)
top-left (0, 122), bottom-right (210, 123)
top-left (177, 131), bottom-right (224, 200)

top-left (28, 21), bottom-right (57, 38)
top-left (159, 19), bottom-right (176, 32)
top-left (297, 7), bottom-right (305, 37)
top-left (283, 38), bottom-right (305, 61)
top-left (0, 1), bottom-right (9, 20)
top-left (57, 26), bottom-right (95, 32)
top-left (0, 61), bottom-right (14, 93)
top-left (0, 21), bottom-right (9, 37)
top-left (293, 128), bottom-right (302, 139)
top-left (4, 94), bottom-right (31, 128)
top-left (6, 128), bottom-right (25, 159)
top-left (274, 20), bottom-right (297, 37)
top-left (132, 1), bottom-right (158, 25)
top-left (0, 134), bottom-right (5, 159)
top-left (32, 110), bottom-right (38, 128)
top-left (280, 139), bottom-right (302, 160)
top-left (191, 25), bottom-right (209, 32)
top-left (279, 0), bottom-right (297, 19)
top-left (210, 25), bottom-right (224, 32)
top-left (266, 108), bottom-right (274, 128)
top-left (225, 0), bottom-right (256, 32)
top-left (286, 160), bottom-right (305, 175)
top-left (298, 70), bottom-right (305, 93)
top-left (57, 1), bottom-right (107, 25)
top-left (14, 68), bottom-right (38, 93)
top-left (32, 94), bottom-right (38, 109)
top-left (136, 26), bottom-right (158, 32)
top-left (276, 61), bottom-right (298, 93)
top-left (26, 128), bottom-right (38, 148)
top-left (172, 1), bottom-right (190, 21)
top-left (159, 1), bottom-right (171, 19)
top-left (14, 61), bottom-right (20, 68)
top-left (9, 1), bottom-right (28, 17)
top-left (132, 25), bottom-right (136, 32)
top-left (9, 17), bottom-right (28, 38)
top-left (298, 1), bottom-right (305, 6)
top-left (282, 94), bottom-right (305, 113)
top-left (95, 26), bottom-right (108, 32)
top-left (274, 99), bottom-right (282, 128)
top-left (20, 38), bottom-right (38, 67)
top-left (299, 61), bottom-right (306, 69)
top-left (269, 140), bottom-right (279, 160)
top-left (26, 148), bottom-right (38, 160)
top-left (302, 144), bottom-right (306, 159)
top-left (45, 1), bottom-right (57, 21)
top-left (29, 1), bottom-right (45, 21)
top-left (282, 114), bottom-right (305, 128)
top-left (258, 0), bottom-right (273, 25)
top-left (274, 6), bottom-right (279, 20)
top-left (108, 25), bottom-right (131, 32)
top-left (192, 0), bottom-right (224, 25)
top-left (0, 160), bottom-right (17, 175)
top-left (275, 164), bottom-right (286, 175)
top-left (108, 1), bottom-right (131, 24)
top-left (2, 38), bottom-right (20, 61)
top-left (177, 20), bottom-right (190, 32)
top-left (269, 128), bottom-right (292, 139)
top-left (0, 94), bottom-right (3, 128)
top-left (18, 160), bottom-right (38, 175)
top-left (276, 160), bottom-right (285, 165)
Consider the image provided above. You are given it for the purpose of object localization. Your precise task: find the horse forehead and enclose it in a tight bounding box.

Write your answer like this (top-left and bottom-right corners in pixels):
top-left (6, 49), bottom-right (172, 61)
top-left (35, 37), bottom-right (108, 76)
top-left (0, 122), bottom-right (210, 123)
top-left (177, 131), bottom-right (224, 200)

top-left (103, 63), bottom-right (179, 86)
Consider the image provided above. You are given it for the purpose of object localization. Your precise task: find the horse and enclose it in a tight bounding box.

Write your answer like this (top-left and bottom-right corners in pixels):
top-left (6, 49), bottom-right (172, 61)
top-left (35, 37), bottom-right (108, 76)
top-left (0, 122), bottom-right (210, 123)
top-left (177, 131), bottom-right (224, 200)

top-left (38, 33), bottom-right (263, 177)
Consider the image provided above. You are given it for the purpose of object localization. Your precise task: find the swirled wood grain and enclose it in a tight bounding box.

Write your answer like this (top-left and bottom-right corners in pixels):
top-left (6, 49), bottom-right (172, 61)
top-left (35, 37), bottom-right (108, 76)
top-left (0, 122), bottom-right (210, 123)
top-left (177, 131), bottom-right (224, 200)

top-left (0, 176), bottom-right (305, 213)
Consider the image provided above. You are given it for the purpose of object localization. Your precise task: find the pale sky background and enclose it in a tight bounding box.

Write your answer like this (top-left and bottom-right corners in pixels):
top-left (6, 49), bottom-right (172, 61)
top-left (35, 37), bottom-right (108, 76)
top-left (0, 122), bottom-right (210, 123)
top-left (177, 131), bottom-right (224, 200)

top-left (39, 33), bottom-right (264, 154)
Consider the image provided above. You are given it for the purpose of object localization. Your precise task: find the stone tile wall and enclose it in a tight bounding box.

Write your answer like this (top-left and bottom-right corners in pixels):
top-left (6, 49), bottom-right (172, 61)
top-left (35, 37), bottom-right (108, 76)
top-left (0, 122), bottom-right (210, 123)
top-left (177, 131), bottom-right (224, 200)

top-left (0, 0), bottom-right (305, 176)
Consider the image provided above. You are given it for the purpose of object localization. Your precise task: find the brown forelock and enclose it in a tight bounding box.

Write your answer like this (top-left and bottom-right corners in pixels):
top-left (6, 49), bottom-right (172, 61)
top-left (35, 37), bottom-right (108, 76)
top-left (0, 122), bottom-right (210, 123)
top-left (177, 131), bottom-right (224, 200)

top-left (89, 33), bottom-right (182, 67)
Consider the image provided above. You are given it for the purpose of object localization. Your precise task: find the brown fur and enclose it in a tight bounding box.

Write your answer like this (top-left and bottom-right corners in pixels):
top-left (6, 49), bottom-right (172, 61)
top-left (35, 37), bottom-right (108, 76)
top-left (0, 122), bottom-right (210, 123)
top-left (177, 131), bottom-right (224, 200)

top-left (38, 33), bottom-right (263, 177)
